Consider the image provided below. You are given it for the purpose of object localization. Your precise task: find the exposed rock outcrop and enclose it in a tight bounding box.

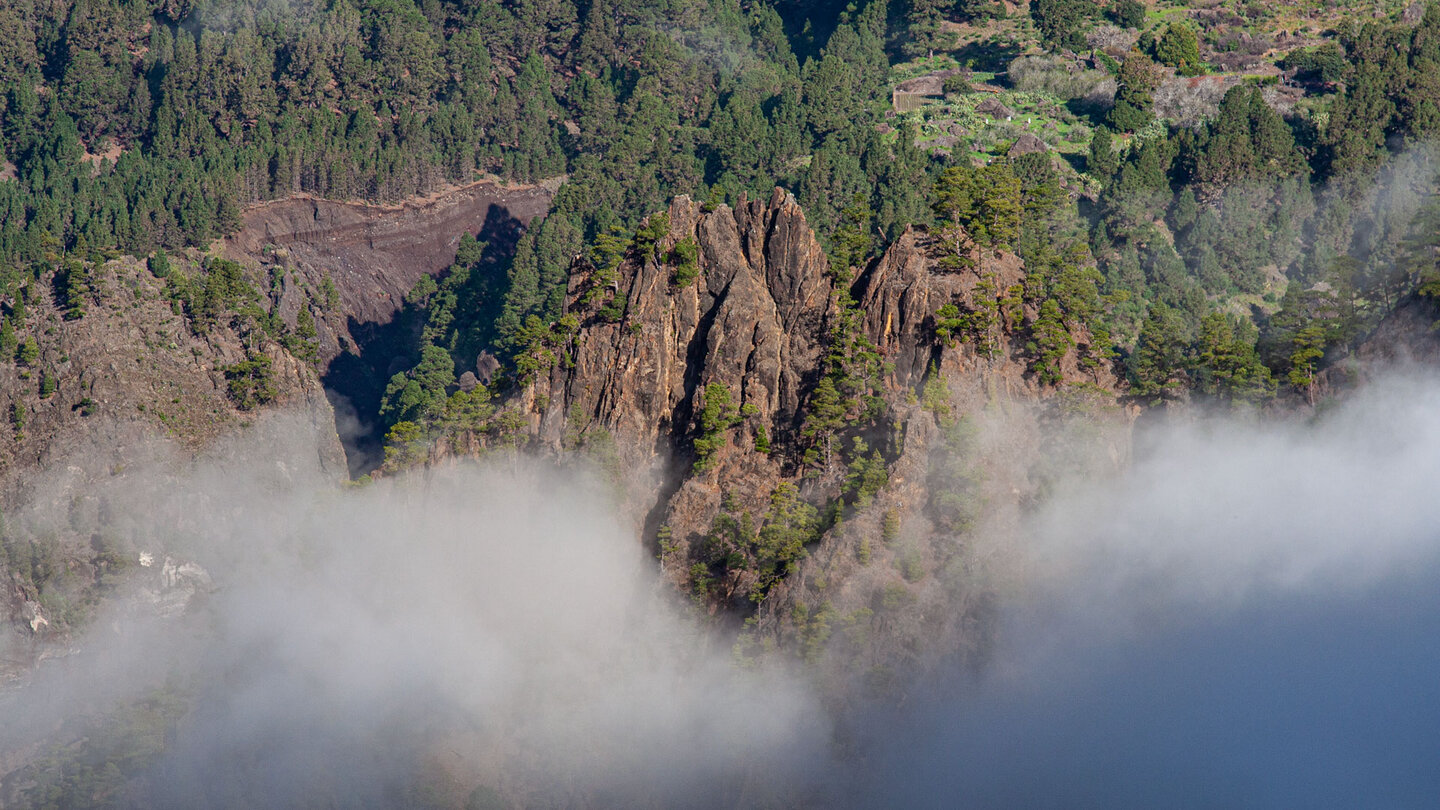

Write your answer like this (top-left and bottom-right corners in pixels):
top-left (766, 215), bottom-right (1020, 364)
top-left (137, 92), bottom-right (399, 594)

top-left (516, 189), bottom-right (1135, 672)
top-left (535, 190), bottom-right (833, 471)
top-left (222, 178), bottom-right (556, 363)
top-left (0, 257), bottom-right (343, 506)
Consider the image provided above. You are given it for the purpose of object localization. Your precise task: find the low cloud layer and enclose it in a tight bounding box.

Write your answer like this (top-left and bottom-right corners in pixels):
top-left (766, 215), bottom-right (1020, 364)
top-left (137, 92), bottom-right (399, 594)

top-left (1, 421), bottom-right (829, 807)
top-left (857, 372), bottom-right (1440, 808)
top-left (7, 374), bottom-right (1440, 807)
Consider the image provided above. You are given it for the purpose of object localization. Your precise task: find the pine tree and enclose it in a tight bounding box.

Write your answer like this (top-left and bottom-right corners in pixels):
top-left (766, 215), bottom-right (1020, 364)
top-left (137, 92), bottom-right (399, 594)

top-left (1027, 299), bottom-right (1072, 385)
top-left (1088, 127), bottom-right (1119, 179)
top-left (1153, 24), bottom-right (1204, 76)
top-left (1287, 325), bottom-right (1326, 405)
top-left (1109, 50), bottom-right (1160, 132)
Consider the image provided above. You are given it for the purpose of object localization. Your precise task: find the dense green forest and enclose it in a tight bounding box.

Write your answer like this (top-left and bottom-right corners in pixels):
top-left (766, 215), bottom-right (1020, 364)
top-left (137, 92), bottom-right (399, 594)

top-left (4, 0), bottom-right (1440, 447)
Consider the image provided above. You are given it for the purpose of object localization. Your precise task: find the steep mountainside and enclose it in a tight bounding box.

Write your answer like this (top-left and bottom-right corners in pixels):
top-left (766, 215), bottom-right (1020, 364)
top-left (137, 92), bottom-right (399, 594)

top-left (513, 189), bottom-right (1135, 673)
top-left (222, 179), bottom-right (558, 350)
top-left (221, 179), bottom-right (556, 473)
top-left (0, 254), bottom-right (343, 679)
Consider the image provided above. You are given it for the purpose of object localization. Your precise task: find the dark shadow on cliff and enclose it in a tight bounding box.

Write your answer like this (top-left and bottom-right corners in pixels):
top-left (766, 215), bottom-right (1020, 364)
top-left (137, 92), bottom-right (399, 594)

top-left (321, 203), bottom-right (531, 477)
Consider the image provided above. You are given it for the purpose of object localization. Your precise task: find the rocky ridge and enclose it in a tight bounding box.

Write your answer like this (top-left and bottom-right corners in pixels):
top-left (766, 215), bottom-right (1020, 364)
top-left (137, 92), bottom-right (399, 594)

top-left (515, 188), bottom-right (1135, 672)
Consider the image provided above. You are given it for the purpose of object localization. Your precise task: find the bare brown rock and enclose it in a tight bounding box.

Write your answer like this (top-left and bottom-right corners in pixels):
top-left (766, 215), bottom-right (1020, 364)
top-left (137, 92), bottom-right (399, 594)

top-left (532, 190), bottom-right (836, 533)
top-left (1008, 132), bottom-right (1050, 158)
top-left (511, 190), bottom-right (1135, 666)
top-left (222, 178), bottom-right (555, 360)
top-left (976, 97), bottom-right (1016, 119)
top-left (0, 257), bottom-right (342, 506)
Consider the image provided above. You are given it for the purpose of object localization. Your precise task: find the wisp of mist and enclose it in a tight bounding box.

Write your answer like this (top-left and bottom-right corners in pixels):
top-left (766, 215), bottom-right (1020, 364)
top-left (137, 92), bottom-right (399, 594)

top-left (7, 372), bottom-right (1440, 808)
top-left (0, 420), bottom-right (829, 808)
top-left (861, 370), bottom-right (1440, 808)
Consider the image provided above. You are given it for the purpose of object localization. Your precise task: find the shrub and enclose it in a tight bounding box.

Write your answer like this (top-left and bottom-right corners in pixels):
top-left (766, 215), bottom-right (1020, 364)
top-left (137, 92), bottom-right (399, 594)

top-left (669, 237), bottom-right (700, 288)
top-left (693, 383), bottom-right (740, 471)
top-left (16, 336), bottom-right (38, 366)
top-left (222, 353), bottom-right (277, 411)
top-left (942, 74), bottom-right (972, 96)
top-left (1111, 0), bottom-right (1144, 29)
top-left (1009, 55), bottom-right (1111, 100)
top-left (148, 251), bottom-right (171, 279)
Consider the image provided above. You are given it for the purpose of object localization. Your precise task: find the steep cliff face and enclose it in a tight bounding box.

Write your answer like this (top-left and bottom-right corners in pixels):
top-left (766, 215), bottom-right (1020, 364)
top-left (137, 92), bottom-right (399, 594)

top-left (0, 257), bottom-right (342, 501)
top-left (222, 179), bottom-right (556, 473)
top-left (0, 255), bottom-right (342, 672)
top-left (531, 189), bottom-right (833, 488)
top-left (223, 179), bottom-right (557, 352)
top-left (526, 189), bottom-right (1135, 669)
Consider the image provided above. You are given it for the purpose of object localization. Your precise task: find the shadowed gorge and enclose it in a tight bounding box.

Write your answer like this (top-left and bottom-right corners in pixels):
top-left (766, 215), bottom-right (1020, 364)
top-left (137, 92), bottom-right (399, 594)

top-left (223, 181), bottom-right (555, 475)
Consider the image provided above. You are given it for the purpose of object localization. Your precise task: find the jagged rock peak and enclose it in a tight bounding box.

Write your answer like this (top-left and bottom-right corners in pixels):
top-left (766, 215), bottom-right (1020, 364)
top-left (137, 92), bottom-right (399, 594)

top-left (537, 188), bottom-right (836, 472)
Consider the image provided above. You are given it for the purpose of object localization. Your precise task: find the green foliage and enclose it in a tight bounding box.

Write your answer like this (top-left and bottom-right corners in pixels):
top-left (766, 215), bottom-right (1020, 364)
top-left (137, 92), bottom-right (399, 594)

top-left (842, 437), bottom-right (889, 509)
top-left (753, 423), bottom-right (772, 455)
top-left (1033, 0), bottom-right (1093, 51)
top-left (793, 599), bottom-right (835, 663)
top-left (1191, 313), bottom-right (1275, 403)
top-left (1280, 42), bottom-right (1347, 84)
top-left (1287, 324), bottom-right (1327, 403)
top-left (56, 259), bottom-right (92, 319)
top-left (751, 482), bottom-right (821, 600)
top-left (922, 368), bottom-right (952, 421)
top-left (934, 303), bottom-right (966, 346)
top-left (801, 277), bottom-right (889, 474)
top-left (1184, 86), bottom-right (1305, 190)
top-left (1109, 51), bottom-right (1160, 132)
top-left (381, 344), bottom-right (457, 425)
top-left (148, 251), bottom-right (171, 279)
top-left (829, 197), bottom-right (875, 278)
top-left (669, 237), bottom-right (700, 288)
top-left (597, 292), bottom-right (627, 323)
top-left (1128, 304), bottom-right (1190, 404)
top-left (319, 276), bottom-right (340, 311)
top-left (1111, 0), bottom-right (1146, 29)
top-left (10, 401), bottom-right (25, 433)
top-left (222, 353), bottom-right (277, 411)
top-left (942, 74), bottom-right (973, 96)
top-left (39, 369), bottom-right (56, 398)
top-left (693, 383), bottom-right (742, 472)
top-left (0, 0), bottom-right (929, 387)
top-left (1027, 298), bottom-right (1072, 385)
top-left (284, 305), bottom-right (319, 364)
top-left (383, 421), bottom-right (429, 470)
top-left (1153, 24), bottom-right (1205, 76)
top-left (633, 213), bottom-right (671, 260)
top-left (188, 258), bottom-right (259, 332)
top-left (882, 509), bottom-right (901, 543)
top-left (1088, 127), bottom-right (1119, 179)
top-left (1, 319), bottom-right (19, 360)
top-left (16, 335), bottom-right (39, 366)
top-left (511, 314), bottom-right (579, 387)
top-left (934, 163), bottom-right (1022, 254)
